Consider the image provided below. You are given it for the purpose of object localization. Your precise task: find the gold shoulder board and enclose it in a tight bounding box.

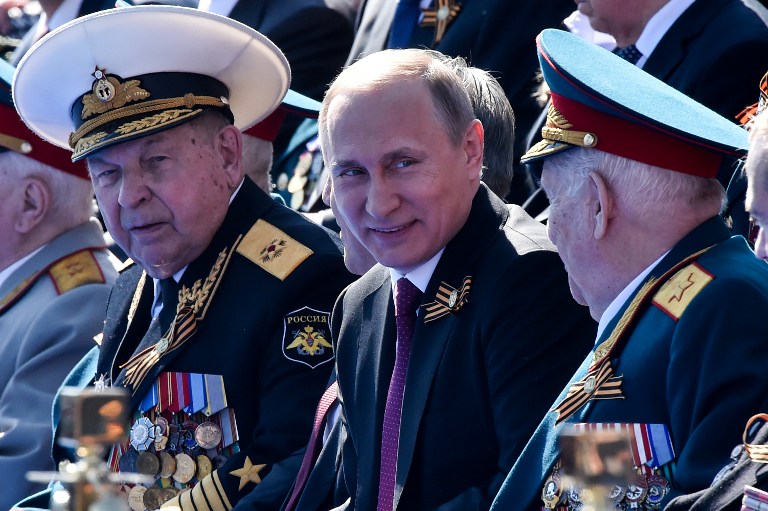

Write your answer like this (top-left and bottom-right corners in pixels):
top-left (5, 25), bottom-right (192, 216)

top-left (652, 262), bottom-right (713, 320)
top-left (49, 250), bottom-right (106, 295)
top-left (237, 219), bottom-right (313, 281)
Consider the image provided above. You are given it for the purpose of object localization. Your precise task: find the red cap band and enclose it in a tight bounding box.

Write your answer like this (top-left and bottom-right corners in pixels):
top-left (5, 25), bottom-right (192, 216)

top-left (0, 104), bottom-right (87, 179)
top-left (243, 107), bottom-right (287, 142)
top-left (551, 93), bottom-right (724, 178)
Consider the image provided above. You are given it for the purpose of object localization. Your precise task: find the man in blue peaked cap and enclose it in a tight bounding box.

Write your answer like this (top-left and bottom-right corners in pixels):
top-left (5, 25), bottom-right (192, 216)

top-left (491, 29), bottom-right (768, 511)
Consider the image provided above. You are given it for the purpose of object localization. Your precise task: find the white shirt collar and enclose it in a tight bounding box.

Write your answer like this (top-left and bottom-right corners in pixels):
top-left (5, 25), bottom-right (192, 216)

top-left (634, 0), bottom-right (696, 68)
top-left (596, 250), bottom-right (669, 341)
top-left (0, 245), bottom-right (45, 289)
top-left (197, 0), bottom-right (239, 16)
top-left (388, 248), bottom-right (445, 294)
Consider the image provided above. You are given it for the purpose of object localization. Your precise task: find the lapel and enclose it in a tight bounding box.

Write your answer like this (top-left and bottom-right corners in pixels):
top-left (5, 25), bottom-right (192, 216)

top-left (493, 216), bottom-right (733, 509)
top-left (120, 178), bottom-right (273, 409)
top-left (100, 268), bottom-right (152, 384)
top-left (353, 268), bottom-right (396, 491)
top-left (642, 0), bottom-right (728, 80)
top-left (393, 186), bottom-right (508, 502)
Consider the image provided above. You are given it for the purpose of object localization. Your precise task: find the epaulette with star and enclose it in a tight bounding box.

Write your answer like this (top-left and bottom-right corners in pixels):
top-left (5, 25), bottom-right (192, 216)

top-left (0, 248), bottom-right (107, 314)
top-left (236, 219), bottom-right (313, 281)
top-left (652, 262), bottom-right (714, 320)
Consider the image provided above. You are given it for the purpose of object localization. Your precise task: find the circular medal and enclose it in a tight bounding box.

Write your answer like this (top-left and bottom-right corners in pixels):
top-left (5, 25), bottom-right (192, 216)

top-left (136, 451), bottom-right (160, 477)
top-left (158, 451), bottom-right (177, 478)
top-left (624, 476), bottom-right (648, 507)
top-left (195, 421), bottom-right (223, 449)
top-left (155, 416), bottom-right (169, 435)
top-left (155, 434), bottom-right (168, 451)
top-left (196, 454), bottom-right (213, 479)
top-left (584, 375), bottom-right (596, 394)
top-left (645, 475), bottom-right (669, 506)
top-left (155, 337), bottom-right (170, 355)
top-left (161, 487), bottom-right (179, 504)
top-left (118, 448), bottom-right (139, 473)
top-left (142, 487), bottom-right (163, 511)
top-left (448, 290), bottom-right (458, 308)
top-left (128, 485), bottom-right (147, 511)
top-left (609, 485), bottom-right (626, 506)
top-left (541, 472), bottom-right (562, 509)
top-left (130, 417), bottom-right (156, 451)
top-left (173, 453), bottom-right (197, 483)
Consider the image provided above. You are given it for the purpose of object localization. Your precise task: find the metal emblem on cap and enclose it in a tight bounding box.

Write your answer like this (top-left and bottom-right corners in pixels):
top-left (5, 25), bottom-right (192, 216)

top-left (81, 67), bottom-right (150, 120)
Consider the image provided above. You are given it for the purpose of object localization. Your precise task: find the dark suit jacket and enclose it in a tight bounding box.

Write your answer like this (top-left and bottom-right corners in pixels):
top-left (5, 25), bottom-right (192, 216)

top-left (492, 217), bottom-right (768, 510)
top-left (9, 0), bottom-right (121, 65)
top-left (332, 185), bottom-right (596, 510)
top-left (664, 418), bottom-right (768, 511)
top-left (643, 0), bottom-right (768, 123)
top-left (93, 178), bottom-right (355, 510)
top-left (347, 0), bottom-right (574, 204)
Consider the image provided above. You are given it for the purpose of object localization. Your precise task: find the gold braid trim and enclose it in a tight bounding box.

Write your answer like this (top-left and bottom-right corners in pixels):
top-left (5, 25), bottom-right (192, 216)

top-left (0, 133), bottom-right (32, 154)
top-left (69, 94), bottom-right (227, 148)
top-left (121, 246), bottom-right (235, 392)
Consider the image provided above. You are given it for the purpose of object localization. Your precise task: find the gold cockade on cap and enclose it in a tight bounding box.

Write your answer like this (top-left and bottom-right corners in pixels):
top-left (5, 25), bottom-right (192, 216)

top-left (81, 67), bottom-right (150, 120)
top-left (540, 103), bottom-right (598, 149)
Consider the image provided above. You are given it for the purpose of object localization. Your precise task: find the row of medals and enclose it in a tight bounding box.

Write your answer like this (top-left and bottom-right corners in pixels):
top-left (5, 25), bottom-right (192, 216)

top-left (543, 470), bottom-right (669, 510)
top-left (119, 413), bottom-right (228, 511)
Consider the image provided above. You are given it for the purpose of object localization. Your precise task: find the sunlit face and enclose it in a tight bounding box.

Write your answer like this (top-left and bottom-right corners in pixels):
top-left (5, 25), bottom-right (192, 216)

top-left (541, 160), bottom-right (604, 318)
top-left (746, 147), bottom-right (768, 261)
top-left (323, 78), bottom-right (482, 274)
top-left (88, 121), bottom-right (241, 279)
top-left (322, 174), bottom-right (377, 276)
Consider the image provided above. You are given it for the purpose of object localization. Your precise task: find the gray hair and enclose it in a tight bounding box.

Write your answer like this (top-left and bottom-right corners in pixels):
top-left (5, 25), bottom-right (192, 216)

top-left (747, 111), bottom-right (768, 182)
top-left (435, 53), bottom-right (515, 199)
top-left (1, 151), bottom-right (94, 227)
top-left (319, 48), bottom-right (475, 150)
top-left (547, 148), bottom-right (725, 218)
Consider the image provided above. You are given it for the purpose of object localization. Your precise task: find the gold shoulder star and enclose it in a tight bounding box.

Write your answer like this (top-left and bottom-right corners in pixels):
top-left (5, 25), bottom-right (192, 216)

top-left (229, 456), bottom-right (266, 491)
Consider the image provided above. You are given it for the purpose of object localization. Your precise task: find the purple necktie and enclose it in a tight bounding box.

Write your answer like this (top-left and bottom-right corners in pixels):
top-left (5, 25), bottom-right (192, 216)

top-left (613, 44), bottom-right (643, 65)
top-left (377, 277), bottom-right (422, 511)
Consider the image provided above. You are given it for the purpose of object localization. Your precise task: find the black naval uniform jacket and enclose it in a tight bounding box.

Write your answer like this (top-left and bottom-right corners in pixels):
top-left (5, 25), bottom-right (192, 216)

top-left (94, 178), bottom-right (355, 510)
top-left (664, 417), bottom-right (768, 511)
top-left (331, 185), bottom-right (597, 510)
top-left (491, 217), bottom-right (768, 510)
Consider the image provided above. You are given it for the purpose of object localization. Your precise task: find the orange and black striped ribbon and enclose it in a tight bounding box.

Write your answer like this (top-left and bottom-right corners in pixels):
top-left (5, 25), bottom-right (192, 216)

top-left (419, 0), bottom-right (461, 45)
top-left (552, 361), bottom-right (623, 425)
top-left (423, 276), bottom-right (471, 323)
top-left (552, 245), bottom-right (716, 424)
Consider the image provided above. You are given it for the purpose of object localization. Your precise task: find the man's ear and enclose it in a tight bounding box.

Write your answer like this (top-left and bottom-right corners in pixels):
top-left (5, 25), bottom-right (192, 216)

top-left (463, 119), bottom-right (484, 180)
top-left (16, 177), bottom-right (49, 234)
top-left (589, 171), bottom-right (613, 239)
top-left (218, 124), bottom-right (244, 188)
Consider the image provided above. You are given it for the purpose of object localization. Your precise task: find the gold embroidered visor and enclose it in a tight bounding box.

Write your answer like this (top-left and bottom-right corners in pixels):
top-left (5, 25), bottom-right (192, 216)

top-left (68, 71), bottom-right (232, 161)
